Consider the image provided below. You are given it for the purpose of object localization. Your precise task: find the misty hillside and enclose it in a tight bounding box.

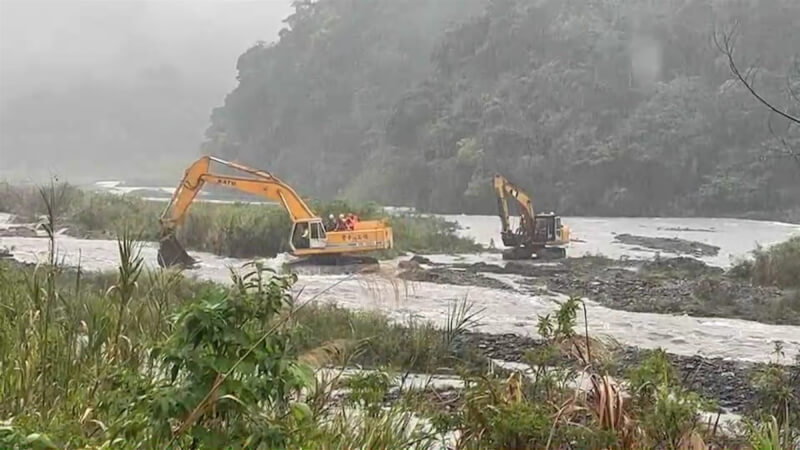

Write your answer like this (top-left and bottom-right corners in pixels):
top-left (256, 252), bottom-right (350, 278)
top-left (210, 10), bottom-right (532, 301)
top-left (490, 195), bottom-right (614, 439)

top-left (207, 0), bottom-right (800, 217)
top-left (0, 1), bottom-right (290, 183)
top-left (0, 73), bottom-right (207, 181)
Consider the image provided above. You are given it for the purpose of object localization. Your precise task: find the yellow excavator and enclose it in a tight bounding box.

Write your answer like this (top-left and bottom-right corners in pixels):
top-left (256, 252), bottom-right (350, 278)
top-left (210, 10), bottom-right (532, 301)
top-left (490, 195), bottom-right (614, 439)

top-left (493, 174), bottom-right (570, 260)
top-left (157, 156), bottom-right (393, 268)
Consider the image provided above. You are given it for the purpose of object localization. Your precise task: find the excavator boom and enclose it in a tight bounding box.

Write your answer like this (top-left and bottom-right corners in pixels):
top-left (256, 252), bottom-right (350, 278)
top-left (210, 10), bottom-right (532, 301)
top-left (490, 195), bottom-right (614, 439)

top-left (493, 174), bottom-right (570, 260)
top-left (494, 174), bottom-right (535, 239)
top-left (158, 156), bottom-right (393, 268)
top-left (161, 156), bottom-right (315, 229)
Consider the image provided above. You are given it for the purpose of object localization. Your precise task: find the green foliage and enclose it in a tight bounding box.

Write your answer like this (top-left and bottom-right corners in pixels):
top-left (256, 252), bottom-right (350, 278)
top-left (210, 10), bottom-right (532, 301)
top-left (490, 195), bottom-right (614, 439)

top-left (293, 302), bottom-right (480, 373)
top-left (343, 370), bottom-right (394, 415)
top-left (628, 348), bottom-right (678, 397)
top-left (537, 296), bottom-right (582, 342)
top-left (1, 184), bottom-right (481, 258)
top-left (205, 0), bottom-right (486, 201)
top-left (205, 0), bottom-right (800, 217)
top-left (0, 252), bottom-right (790, 449)
top-left (387, 214), bottom-right (482, 256)
top-left (628, 348), bottom-right (716, 448)
top-left (638, 385), bottom-right (708, 449)
top-left (747, 342), bottom-right (800, 447)
top-left (739, 237), bottom-right (800, 289)
top-left (129, 264), bottom-right (313, 448)
top-left (308, 407), bottom-right (437, 450)
top-left (745, 415), bottom-right (794, 450)
top-left (0, 251), bottom-right (473, 448)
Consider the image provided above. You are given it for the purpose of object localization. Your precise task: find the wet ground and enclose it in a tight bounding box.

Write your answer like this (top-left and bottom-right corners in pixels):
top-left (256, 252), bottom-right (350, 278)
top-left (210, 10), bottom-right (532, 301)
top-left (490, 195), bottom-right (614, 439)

top-left (461, 332), bottom-right (762, 413)
top-left (2, 210), bottom-right (800, 413)
top-left (613, 233), bottom-right (720, 257)
top-left (443, 214), bottom-right (800, 267)
top-left (399, 255), bottom-right (798, 325)
top-left (3, 228), bottom-right (799, 365)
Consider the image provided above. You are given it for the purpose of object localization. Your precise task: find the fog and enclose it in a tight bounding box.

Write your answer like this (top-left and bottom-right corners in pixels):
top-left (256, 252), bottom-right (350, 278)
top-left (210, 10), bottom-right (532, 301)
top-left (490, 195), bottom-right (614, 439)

top-left (0, 0), bottom-right (291, 182)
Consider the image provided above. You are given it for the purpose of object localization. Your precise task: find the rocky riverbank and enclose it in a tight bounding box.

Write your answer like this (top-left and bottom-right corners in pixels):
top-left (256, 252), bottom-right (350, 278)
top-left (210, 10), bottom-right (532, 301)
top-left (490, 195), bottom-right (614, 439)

top-left (614, 233), bottom-right (721, 257)
top-left (457, 332), bottom-right (763, 413)
top-left (399, 255), bottom-right (800, 325)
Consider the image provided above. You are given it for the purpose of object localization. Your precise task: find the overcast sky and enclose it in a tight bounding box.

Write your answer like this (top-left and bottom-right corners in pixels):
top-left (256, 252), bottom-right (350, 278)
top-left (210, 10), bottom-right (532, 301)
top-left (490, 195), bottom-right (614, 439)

top-left (0, 0), bottom-right (292, 99)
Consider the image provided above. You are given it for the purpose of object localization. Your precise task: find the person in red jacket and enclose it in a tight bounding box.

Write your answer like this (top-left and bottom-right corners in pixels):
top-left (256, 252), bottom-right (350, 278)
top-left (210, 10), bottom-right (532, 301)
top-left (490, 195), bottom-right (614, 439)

top-left (344, 214), bottom-right (354, 231)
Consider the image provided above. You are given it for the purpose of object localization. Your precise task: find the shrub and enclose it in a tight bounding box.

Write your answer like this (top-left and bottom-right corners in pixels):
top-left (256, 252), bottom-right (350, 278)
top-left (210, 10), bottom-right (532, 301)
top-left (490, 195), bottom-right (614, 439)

top-left (733, 237), bottom-right (800, 288)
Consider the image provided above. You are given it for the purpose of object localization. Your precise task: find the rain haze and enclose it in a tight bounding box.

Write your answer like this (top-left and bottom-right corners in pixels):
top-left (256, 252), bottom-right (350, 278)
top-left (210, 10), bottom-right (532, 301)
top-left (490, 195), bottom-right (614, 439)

top-left (1, 1), bottom-right (800, 445)
top-left (0, 0), bottom-right (292, 181)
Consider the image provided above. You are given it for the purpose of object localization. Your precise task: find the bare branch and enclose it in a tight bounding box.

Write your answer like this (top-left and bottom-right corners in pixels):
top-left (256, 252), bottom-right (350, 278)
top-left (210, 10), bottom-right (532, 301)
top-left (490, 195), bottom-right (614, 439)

top-left (788, 59), bottom-right (800, 104)
top-left (714, 26), bottom-right (800, 126)
top-left (766, 116), bottom-right (800, 167)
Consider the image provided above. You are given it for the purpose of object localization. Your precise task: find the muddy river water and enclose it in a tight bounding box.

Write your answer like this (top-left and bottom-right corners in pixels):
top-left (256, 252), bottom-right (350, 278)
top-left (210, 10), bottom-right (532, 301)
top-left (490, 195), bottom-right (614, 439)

top-left (2, 212), bottom-right (799, 364)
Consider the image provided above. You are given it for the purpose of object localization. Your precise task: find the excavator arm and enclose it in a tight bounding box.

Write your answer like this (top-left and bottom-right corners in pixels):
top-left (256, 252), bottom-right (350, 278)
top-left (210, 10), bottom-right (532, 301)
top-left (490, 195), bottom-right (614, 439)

top-left (158, 156), bottom-right (320, 267)
top-left (160, 156), bottom-right (315, 234)
top-left (493, 174), bottom-right (535, 238)
top-left (157, 156), bottom-right (393, 268)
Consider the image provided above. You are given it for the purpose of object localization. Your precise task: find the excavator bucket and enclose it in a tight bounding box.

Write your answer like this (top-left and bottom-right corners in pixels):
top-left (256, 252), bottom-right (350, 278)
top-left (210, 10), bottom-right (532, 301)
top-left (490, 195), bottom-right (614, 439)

top-left (157, 234), bottom-right (197, 268)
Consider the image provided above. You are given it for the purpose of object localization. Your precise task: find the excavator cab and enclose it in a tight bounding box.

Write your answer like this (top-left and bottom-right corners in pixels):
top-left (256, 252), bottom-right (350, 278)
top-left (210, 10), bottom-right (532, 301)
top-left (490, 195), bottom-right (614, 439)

top-left (290, 219), bottom-right (327, 250)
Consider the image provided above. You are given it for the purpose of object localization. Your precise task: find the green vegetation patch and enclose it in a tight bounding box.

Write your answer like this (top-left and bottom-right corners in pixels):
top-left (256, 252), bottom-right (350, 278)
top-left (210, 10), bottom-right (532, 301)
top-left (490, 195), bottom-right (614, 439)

top-left (731, 236), bottom-right (800, 289)
top-left (0, 183), bottom-right (481, 258)
top-left (1, 245), bottom-right (797, 448)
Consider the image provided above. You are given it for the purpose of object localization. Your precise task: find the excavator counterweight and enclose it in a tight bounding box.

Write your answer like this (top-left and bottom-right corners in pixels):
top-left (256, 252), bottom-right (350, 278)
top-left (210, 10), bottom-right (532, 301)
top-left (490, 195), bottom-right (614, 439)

top-left (157, 156), bottom-right (393, 268)
top-left (493, 174), bottom-right (570, 260)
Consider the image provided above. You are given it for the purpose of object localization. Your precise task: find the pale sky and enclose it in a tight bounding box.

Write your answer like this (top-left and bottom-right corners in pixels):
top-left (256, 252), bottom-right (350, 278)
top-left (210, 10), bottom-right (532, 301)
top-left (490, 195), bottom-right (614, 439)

top-left (0, 0), bottom-right (294, 179)
top-left (0, 0), bottom-right (292, 99)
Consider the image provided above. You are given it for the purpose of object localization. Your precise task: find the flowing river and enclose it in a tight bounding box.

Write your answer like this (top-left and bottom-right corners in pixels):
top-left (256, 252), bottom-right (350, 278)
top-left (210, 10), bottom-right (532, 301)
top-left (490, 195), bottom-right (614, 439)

top-left (2, 211), bottom-right (799, 364)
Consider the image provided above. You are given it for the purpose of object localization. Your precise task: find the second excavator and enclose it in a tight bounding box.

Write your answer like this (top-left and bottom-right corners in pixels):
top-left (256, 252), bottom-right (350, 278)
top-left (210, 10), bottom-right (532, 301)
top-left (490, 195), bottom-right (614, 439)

top-left (493, 174), bottom-right (570, 260)
top-left (157, 156), bottom-right (393, 268)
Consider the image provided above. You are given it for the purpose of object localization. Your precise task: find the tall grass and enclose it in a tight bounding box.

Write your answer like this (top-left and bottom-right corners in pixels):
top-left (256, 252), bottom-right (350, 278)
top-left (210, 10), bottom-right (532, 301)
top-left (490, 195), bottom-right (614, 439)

top-left (736, 237), bottom-right (800, 289)
top-left (0, 183), bottom-right (481, 258)
top-left (0, 254), bottom-right (475, 447)
top-left (2, 182), bottom-right (794, 448)
top-left (1, 252), bottom-right (796, 448)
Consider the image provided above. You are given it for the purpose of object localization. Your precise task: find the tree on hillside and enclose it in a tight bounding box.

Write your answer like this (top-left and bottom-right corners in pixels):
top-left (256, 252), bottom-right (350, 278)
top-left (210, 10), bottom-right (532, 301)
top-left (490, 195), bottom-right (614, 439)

top-left (209, 0), bottom-right (800, 217)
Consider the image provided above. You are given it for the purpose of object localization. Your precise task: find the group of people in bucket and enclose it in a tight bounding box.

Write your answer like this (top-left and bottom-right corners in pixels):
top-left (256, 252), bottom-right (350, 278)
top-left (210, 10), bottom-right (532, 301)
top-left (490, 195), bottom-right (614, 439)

top-left (327, 213), bottom-right (359, 231)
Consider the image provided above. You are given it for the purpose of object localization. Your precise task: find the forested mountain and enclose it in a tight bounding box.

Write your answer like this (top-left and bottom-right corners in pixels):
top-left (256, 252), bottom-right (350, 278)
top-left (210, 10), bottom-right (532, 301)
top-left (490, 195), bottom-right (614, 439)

top-left (0, 72), bottom-right (207, 180)
top-left (207, 0), bottom-right (800, 216)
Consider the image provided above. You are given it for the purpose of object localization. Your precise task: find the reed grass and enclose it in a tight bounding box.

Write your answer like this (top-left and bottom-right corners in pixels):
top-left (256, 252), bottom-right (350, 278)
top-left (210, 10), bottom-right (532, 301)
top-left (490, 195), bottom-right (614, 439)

top-left (0, 181), bottom-right (795, 448)
top-left (0, 183), bottom-right (481, 258)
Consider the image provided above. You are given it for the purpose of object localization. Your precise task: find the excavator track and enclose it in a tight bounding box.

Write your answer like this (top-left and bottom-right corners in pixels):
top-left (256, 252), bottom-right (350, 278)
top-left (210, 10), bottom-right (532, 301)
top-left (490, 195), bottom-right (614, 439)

top-left (537, 246), bottom-right (567, 260)
top-left (286, 254), bottom-right (380, 274)
top-left (501, 246), bottom-right (566, 261)
top-left (157, 233), bottom-right (379, 273)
